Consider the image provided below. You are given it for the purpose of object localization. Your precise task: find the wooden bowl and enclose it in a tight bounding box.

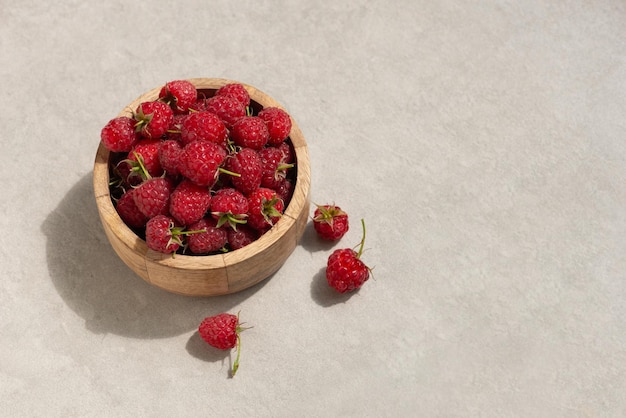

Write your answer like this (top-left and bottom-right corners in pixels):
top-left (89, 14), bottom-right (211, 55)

top-left (93, 78), bottom-right (310, 296)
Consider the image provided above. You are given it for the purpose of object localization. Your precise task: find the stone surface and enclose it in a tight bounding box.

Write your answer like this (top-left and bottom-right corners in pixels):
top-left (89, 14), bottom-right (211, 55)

top-left (2, 1), bottom-right (626, 416)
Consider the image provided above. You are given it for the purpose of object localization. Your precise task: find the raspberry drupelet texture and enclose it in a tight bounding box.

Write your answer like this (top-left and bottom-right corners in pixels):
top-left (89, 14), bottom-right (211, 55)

top-left (204, 94), bottom-right (246, 129)
top-left (145, 215), bottom-right (182, 253)
top-left (101, 116), bottom-right (138, 152)
top-left (187, 217), bottom-right (228, 254)
top-left (224, 147), bottom-right (263, 196)
top-left (258, 107), bottom-right (292, 146)
top-left (210, 188), bottom-right (249, 230)
top-left (313, 204), bottom-right (349, 241)
top-left (169, 179), bottom-right (212, 226)
top-left (134, 101), bottom-right (174, 139)
top-left (180, 110), bottom-right (228, 146)
top-left (198, 312), bottom-right (249, 376)
top-left (159, 79), bottom-right (198, 114)
top-left (179, 140), bottom-right (228, 187)
top-left (215, 83), bottom-right (251, 108)
top-left (325, 219), bottom-right (371, 293)
top-left (230, 116), bottom-right (270, 150)
top-left (132, 177), bottom-right (174, 219)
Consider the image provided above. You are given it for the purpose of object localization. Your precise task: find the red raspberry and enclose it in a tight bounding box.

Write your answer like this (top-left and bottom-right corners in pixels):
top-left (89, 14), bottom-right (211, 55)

top-left (204, 94), bottom-right (246, 128)
top-left (159, 80), bottom-right (197, 114)
top-left (258, 107), bottom-right (292, 146)
top-left (227, 224), bottom-right (258, 250)
top-left (101, 116), bottom-right (139, 152)
top-left (210, 188), bottom-right (249, 230)
top-left (259, 147), bottom-right (293, 189)
top-left (230, 116), bottom-right (269, 150)
top-left (277, 141), bottom-right (294, 164)
top-left (145, 214), bottom-right (183, 253)
top-left (224, 148), bottom-right (263, 196)
top-left (187, 217), bottom-right (228, 254)
top-left (247, 187), bottom-right (284, 231)
top-left (158, 139), bottom-right (183, 177)
top-left (115, 188), bottom-right (149, 229)
top-left (180, 111), bottom-right (228, 146)
top-left (313, 204), bottom-right (349, 241)
top-left (273, 178), bottom-right (294, 204)
top-left (166, 113), bottom-right (187, 142)
top-left (216, 83), bottom-right (250, 108)
top-left (198, 312), bottom-right (249, 376)
top-left (169, 179), bottom-right (212, 226)
top-left (179, 141), bottom-right (228, 187)
top-left (326, 219), bottom-right (371, 293)
top-left (126, 138), bottom-right (164, 178)
top-left (132, 177), bottom-right (174, 219)
top-left (134, 101), bottom-right (174, 139)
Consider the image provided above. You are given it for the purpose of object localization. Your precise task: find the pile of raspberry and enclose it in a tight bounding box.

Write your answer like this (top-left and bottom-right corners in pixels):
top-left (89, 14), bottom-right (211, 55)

top-left (100, 80), bottom-right (295, 255)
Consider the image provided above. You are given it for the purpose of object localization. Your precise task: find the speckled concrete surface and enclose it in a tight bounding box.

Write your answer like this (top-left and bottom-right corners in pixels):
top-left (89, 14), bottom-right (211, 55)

top-left (2, 1), bottom-right (626, 416)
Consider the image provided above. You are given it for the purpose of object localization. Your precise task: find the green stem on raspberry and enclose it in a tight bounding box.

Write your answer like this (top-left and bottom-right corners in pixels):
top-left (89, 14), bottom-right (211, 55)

top-left (218, 167), bottom-right (241, 178)
top-left (356, 219), bottom-right (366, 259)
top-left (178, 228), bottom-right (208, 235)
top-left (231, 333), bottom-right (241, 377)
top-left (215, 213), bottom-right (248, 230)
top-left (276, 163), bottom-right (295, 172)
top-left (132, 151), bottom-right (152, 180)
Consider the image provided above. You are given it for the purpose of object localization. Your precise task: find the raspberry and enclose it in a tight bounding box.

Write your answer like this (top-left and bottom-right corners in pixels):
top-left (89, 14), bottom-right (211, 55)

top-left (216, 83), bottom-right (250, 108)
top-left (179, 141), bottom-right (228, 187)
top-left (159, 80), bottom-right (197, 114)
top-left (169, 179), bottom-right (212, 226)
top-left (227, 224), bottom-right (258, 250)
top-left (187, 217), bottom-right (228, 254)
top-left (204, 94), bottom-right (246, 128)
top-left (210, 188), bottom-right (249, 230)
top-left (126, 138), bottom-right (164, 178)
top-left (115, 188), bottom-right (149, 229)
top-left (258, 107), bottom-right (292, 146)
top-left (134, 101), bottom-right (174, 139)
top-left (273, 178), bottom-right (294, 204)
top-left (313, 204), bottom-right (349, 241)
top-left (230, 116), bottom-right (269, 150)
top-left (180, 111), bottom-right (228, 146)
top-left (224, 147), bottom-right (263, 196)
top-left (198, 312), bottom-right (249, 376)
top-left (277, 141), bottom-right (294, 164)
top-left (133, 177), bottom-right (174, 219)
top-left (247, 187), bottom-right (284, 231)
top-left (259, 146), bottom-right (293, 189)
top-left (145, 214), bottom-right (183, 253)
top-left (166, 113), bottom-right (187, 142)
top-left (158, 139), bottom-right (183, 177)
top-left (101, 116), bottom-right (139, 152)
top-left (326, 220), bottom-right (371, 293)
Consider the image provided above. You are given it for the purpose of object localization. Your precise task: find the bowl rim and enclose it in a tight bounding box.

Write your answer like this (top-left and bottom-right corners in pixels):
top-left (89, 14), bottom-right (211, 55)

top-left (93, 77), bottom-right (311, 270)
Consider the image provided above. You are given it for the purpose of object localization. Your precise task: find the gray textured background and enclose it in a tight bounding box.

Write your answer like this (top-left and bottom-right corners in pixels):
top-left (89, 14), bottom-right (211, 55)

top-left (2, 1), bottom-right (626, 416)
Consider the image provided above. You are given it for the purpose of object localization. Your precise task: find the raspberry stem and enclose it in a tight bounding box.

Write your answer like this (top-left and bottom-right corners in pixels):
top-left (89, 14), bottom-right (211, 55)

top-left (218, 167), bottom-right (241, 178)
top-left (276, 163), bottom-right (295, 172)
top-left (132, 151), bottom-right (152, 180)
top-left (231, 311), bottom-right (252, 378)
top-left (232, 332), bottom-right (241, 377)
top-left (356, 219), bottom-right (366, 259)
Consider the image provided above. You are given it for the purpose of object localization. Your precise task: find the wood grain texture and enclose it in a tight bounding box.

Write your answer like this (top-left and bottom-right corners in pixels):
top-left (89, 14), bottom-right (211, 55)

top-left (93, 78), bottom-right (310, 296)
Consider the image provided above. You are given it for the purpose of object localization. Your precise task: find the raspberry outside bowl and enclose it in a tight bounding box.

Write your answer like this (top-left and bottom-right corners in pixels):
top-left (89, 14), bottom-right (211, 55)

top-left (93, 78), bottom-right (310, 296)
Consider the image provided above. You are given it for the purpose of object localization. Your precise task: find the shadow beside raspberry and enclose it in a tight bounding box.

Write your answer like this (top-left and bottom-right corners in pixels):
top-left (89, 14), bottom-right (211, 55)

top-left (41, 173), bottom-right (268, 339)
